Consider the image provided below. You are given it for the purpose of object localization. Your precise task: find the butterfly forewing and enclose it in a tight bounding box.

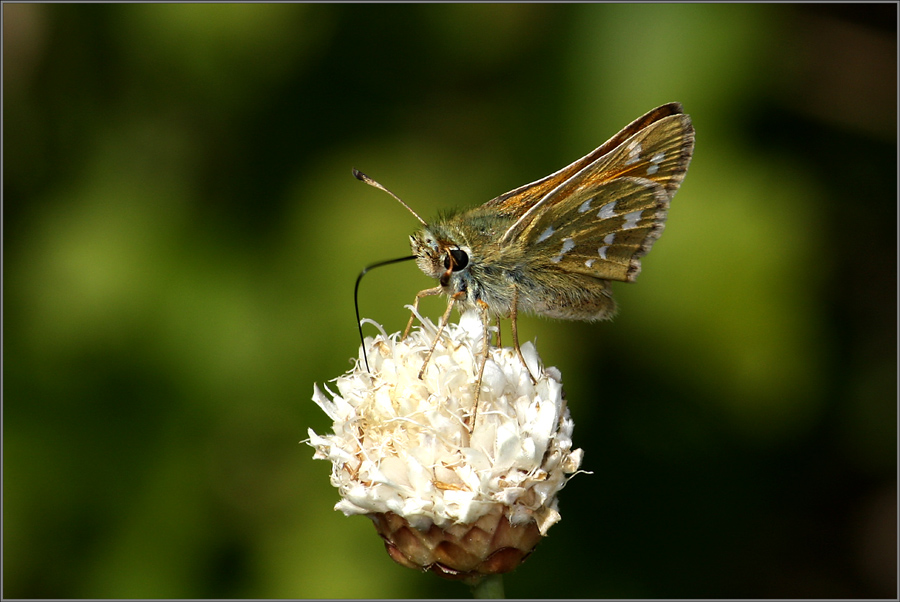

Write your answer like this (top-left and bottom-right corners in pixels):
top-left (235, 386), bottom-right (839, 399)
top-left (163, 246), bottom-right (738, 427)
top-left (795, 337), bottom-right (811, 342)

top-left (528, 177), bottom-right (670, 282)
top-left (515, 112), bottom-right (693, 283)
top-left (483, 103), bottom-right (688, 218)
top-left (589, 114), bottom-right (693, 200)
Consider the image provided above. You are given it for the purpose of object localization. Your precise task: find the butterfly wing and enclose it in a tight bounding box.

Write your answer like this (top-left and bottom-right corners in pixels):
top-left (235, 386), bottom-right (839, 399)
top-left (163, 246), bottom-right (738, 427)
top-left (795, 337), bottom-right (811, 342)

top-left (483, 103), bottom-right (688, 219)
top-left (527, 177), bottom-right (671, 283)
top-left (515, 110), bottom-right (694, 283)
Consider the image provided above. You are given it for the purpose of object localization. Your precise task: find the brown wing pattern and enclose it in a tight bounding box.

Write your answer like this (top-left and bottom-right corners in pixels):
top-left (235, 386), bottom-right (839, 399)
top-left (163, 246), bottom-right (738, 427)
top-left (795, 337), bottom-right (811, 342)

top-left (482, 103), bottom-right (687, 218)
top-left (526, 177), bottom-right (671, 282)
top-left (512, 110), bottom-right (694, 283)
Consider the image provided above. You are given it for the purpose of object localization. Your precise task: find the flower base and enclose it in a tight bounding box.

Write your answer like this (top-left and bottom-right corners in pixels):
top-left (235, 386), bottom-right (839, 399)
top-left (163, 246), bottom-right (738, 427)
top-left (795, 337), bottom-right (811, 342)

top-left (370, 508), bottom-right (542, 582)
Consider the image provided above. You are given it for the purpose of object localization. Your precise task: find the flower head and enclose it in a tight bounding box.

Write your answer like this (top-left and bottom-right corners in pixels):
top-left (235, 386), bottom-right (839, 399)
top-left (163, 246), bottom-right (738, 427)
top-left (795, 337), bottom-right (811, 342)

top-left (308, 310), bottom-right (583, 580)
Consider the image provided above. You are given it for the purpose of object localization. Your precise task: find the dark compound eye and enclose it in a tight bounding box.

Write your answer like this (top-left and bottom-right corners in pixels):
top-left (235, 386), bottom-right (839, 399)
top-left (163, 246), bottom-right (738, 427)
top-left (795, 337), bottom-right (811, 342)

top-left (443, 248), bottom-right (469, 271)
top-left (450, 249), bottom-right (469, 270)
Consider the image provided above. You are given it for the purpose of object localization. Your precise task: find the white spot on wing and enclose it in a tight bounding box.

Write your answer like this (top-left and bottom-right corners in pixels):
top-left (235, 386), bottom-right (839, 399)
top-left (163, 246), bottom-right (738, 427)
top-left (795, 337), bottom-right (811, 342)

top-left (625, 141), bottom-right (642, 166)
top-left (551, 237), bottom-right (575, 264)
top-left (537, 226), bottom-right (555, 243)
top-left (647, 151), bottom-right (665, 175)
top-left (598, 246), bottom-right (608, 259)
top-left (597, 201), bottom-right (617, 219)
top-left (578, 198), bottom-right (593, 213)
top-left (585, 258), bottom-right (596, 268)
top-left (622, 210), bottom-right (642, 230)
top-left (603, 233), bottom-right (615, 245)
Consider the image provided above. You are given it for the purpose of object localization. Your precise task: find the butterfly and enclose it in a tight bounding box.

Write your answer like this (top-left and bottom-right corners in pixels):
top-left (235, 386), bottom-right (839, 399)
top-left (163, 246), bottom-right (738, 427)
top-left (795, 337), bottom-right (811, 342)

top-left (355, 103), bottom-right (694, 423)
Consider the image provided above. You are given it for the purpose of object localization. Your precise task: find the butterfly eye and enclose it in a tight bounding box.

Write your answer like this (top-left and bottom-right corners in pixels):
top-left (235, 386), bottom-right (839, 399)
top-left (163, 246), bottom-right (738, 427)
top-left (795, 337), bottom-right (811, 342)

top-left (444, 248), bottom-right (469, 272)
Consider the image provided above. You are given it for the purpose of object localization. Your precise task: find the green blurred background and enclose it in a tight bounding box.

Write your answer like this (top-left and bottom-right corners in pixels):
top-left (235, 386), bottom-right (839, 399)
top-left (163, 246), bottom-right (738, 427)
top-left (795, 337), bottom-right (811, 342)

top-left (5, 3), bottom-right (896, 599)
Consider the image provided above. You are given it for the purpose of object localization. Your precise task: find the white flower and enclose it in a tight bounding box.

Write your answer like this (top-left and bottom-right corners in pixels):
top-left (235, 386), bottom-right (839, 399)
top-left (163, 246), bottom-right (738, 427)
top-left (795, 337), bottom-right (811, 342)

top-left (307, 309), bottom-right (584, 578)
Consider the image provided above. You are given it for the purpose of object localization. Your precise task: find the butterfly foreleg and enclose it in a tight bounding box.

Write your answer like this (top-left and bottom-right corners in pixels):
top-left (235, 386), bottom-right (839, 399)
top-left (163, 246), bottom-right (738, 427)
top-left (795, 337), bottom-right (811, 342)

top-left (403, 286), bottom-right (444, 339)
top-left (417, 290), bottom-right (463, 380)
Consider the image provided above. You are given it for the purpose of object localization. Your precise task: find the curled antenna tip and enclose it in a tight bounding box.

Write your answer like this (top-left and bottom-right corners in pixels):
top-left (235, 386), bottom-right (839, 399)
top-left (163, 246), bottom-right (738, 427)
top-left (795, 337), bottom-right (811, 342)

top-left (350, 168), bottom-right (428, 227)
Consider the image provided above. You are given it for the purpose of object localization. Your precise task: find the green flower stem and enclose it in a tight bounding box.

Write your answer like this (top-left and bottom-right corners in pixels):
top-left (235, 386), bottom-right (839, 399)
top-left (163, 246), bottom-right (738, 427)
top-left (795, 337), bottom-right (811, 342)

top-left (470, 574), bottom-right (505, 599)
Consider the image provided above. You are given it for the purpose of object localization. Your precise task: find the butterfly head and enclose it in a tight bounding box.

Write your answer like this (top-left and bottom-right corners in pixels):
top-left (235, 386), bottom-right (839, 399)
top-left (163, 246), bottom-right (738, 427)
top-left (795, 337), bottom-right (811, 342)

top-left (410, 228), bottom-right (471, 290)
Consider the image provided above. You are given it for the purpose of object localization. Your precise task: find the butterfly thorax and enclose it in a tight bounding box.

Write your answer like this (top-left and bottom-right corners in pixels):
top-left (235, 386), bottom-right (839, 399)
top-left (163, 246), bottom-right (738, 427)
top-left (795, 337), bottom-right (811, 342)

top-left (410, 210), bottom-right (527, 316)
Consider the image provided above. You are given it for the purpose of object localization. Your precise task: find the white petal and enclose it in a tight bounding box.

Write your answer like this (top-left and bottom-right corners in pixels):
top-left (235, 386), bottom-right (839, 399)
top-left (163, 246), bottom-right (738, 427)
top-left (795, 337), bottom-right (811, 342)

top-left (307, 311), bottom-right (584, 534)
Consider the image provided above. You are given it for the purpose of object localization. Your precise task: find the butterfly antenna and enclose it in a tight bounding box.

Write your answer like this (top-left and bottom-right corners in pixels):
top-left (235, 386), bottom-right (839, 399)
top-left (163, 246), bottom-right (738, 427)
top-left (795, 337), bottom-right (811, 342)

top-left (353, 168), bottom-right (428, 226)
top-left (355, 255), bottom-right (417, 372)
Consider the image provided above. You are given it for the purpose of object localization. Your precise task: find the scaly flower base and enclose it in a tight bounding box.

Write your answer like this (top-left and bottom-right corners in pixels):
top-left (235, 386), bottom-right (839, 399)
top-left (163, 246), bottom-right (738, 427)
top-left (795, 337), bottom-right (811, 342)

top-left (371, 507), bottom-right (542, 582)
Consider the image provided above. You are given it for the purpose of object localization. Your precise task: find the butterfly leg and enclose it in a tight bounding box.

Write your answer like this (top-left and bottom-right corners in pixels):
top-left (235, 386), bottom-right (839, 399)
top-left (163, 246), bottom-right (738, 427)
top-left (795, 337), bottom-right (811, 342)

top-left (467, 298), bottom-right (492, 433)
top-left (511, 284), bottom-right (537, 384)
top-left (403, 286), bottom-right (444, 339)
top-left (417, 291), bottom-right (463, 380)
